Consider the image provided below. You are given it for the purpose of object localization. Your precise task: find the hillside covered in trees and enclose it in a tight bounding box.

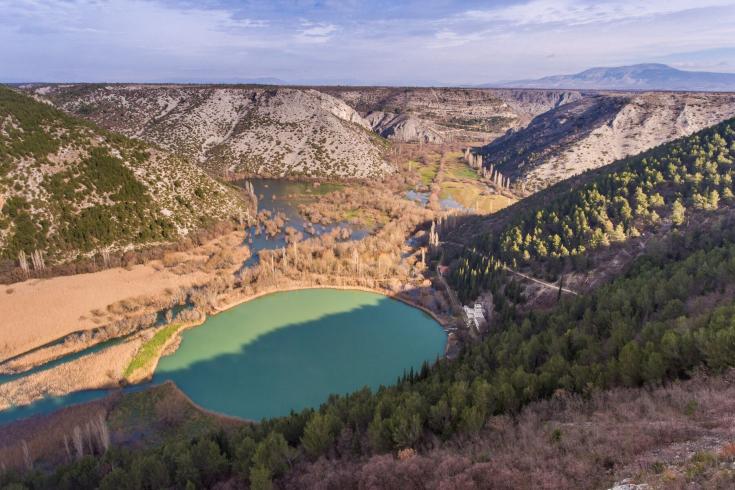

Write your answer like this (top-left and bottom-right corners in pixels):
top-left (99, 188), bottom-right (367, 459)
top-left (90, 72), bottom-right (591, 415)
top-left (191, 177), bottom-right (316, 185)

top-left (450, 116), bottom-right (735, 302)
top-left (4, 184), bottom-right (735, 487)
top-left (0, 87), bottom-right (248, 267)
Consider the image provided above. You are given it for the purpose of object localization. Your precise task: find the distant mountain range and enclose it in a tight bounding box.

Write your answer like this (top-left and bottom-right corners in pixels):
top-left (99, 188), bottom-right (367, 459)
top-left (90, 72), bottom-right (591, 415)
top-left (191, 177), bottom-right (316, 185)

top-left (490, 64), bottom-right (735, 92)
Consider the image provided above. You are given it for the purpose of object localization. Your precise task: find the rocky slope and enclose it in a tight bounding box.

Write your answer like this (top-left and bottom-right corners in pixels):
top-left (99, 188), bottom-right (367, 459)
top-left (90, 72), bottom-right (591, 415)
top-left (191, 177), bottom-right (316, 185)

top-left (30, 84), bottom-right (392, 180)
top-left (479, 91), bottom-right (735, 191)
top-left (32, 84), bottom-right (735, 194)
top-left (0, 86), bottom-right (247, 265)
top-left (320, 87), bottom-right (584, 143)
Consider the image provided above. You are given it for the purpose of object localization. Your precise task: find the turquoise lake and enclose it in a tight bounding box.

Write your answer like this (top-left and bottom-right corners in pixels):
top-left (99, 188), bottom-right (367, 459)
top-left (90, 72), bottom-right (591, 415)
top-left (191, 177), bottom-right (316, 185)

top-left (152, 289), bottom-right (447, 420)
top-left (0, 289), bottom-right (445, 425)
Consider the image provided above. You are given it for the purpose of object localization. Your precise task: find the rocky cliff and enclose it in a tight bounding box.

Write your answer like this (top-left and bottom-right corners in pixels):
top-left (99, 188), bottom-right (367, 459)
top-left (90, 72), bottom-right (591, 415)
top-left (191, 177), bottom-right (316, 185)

top-left (32, 85), bottom-right (392, 180)
top-left (479, 92), bottom-right (735, 191)
top-left (321, 87), bottom-right (585, 143)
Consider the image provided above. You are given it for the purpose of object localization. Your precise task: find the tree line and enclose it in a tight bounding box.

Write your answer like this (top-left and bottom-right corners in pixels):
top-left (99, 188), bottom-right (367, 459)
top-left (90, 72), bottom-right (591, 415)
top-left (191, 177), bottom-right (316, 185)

top-left (450, 117), bottom-right (735, 299)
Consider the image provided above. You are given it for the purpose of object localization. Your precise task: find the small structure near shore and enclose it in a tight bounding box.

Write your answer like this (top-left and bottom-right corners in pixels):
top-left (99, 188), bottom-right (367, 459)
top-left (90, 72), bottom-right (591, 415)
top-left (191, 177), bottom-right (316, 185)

top-left (463, 303), bottom-right (485, 332)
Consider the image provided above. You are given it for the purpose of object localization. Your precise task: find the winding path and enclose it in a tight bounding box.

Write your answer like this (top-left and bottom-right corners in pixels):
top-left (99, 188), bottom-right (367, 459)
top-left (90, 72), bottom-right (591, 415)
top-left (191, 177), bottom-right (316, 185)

top-left (434, 264), bottom-right (464, 315)
top-left (440, 240), bottom-right (579, 296)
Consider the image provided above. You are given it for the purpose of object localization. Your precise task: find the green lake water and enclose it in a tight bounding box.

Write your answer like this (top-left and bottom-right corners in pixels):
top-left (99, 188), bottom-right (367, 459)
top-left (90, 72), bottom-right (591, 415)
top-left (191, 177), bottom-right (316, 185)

top-left (152, 289), bottom-right (446, 421)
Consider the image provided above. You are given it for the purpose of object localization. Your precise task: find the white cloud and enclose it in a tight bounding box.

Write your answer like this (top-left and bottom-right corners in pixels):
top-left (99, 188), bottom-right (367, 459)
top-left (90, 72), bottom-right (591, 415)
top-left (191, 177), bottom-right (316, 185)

top-left (461, 0), bottom-right (735, 27)
top-left (294, 22), bottom-right (338, 44)
top-left (0, 0), bottom-right (733, 84)
top-left (0, 0), bottom-right (269, 51)
top-left (430, 29), bottom-right (484, 49)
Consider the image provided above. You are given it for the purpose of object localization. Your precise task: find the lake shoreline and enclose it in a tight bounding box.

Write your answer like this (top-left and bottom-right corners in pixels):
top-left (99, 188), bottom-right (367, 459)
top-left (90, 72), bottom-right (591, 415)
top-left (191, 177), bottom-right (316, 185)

top-left (130, 283), bottom-right (452, 385)
top-left (215, 284), bottom-right (451, 329)
top-left (0, 283), bottom-right (452, 422)
top-left (145, 286), bottom-right (448, 422)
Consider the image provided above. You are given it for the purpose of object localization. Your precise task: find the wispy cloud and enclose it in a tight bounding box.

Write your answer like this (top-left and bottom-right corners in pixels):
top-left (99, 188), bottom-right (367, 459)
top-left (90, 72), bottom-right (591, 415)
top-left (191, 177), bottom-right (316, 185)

top-left (430, 29), bottom-right (484, 49)
top-left (460, 0), bottom-right (735, 27)
top-left (295, 22), bottom-right (338, 44)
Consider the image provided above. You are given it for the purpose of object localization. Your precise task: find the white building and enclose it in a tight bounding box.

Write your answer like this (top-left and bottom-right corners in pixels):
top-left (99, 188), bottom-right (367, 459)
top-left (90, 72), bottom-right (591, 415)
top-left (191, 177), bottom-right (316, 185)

top-left (463, 303), bottom-right (485, 331)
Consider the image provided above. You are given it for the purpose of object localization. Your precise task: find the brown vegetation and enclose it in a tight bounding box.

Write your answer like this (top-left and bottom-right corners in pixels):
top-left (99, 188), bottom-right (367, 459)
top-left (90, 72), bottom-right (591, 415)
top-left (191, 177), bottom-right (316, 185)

top-left (0, 382), bottom-right (242, 472)
top-left (0, 219), bottom-right (243, 285)
top-left (282, 371), bottom-right (735, 489)
top-left (0, 229), bottom-right (248, 363)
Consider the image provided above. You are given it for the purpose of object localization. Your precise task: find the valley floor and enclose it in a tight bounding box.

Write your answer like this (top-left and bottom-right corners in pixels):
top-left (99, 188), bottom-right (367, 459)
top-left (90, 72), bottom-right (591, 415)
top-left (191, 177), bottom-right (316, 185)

top-left (0, 231), bottom-right (249, 362)
top-left (0, 152), bottom-right (505, 415)
top-left (0, 142), bottom-right (529, 484)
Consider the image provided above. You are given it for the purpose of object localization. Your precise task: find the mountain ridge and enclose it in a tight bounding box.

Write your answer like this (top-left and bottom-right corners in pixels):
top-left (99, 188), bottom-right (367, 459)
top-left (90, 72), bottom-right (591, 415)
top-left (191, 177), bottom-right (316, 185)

top-left (477, 91), bottom-right (735, 191)
top-left (29, 84), bottom-right (393, 180)
top-left (490, 63), bottom-right (735, 92)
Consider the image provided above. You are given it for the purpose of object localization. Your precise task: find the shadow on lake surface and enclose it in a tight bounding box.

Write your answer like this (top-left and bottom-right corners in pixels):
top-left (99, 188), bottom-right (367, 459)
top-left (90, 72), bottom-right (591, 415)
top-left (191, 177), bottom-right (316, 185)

top-left (152, 290), bottom-right (446, 421)
top-left (0, 290), bottom-right (445, 426)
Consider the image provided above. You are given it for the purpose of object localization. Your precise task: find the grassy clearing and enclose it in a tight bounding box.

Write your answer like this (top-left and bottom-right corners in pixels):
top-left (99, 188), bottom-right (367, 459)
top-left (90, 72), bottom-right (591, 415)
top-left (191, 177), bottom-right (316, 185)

top-left (438, 151), bottom-right (514, 213)
top-left (342, 208), bottom-right (390, 227)
top-left (416, 162), bottom-right (439, 185)
top-left (445, 154), bottom-right (480, 181)
top-left (440, 181), bottom-right (516, 214)
top-left (447, 162), bottom-right (480, 181)
top-left (124, 323), bottom-right (181, 379)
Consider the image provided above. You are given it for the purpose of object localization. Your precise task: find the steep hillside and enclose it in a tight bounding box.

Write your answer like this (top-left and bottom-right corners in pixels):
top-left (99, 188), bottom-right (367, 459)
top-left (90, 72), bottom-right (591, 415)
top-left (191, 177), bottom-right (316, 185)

top-left (5, 189), bottom-right (735, 489)
top-left (449, 116), bottom-right (735, 304)
top-left (31, 84), bottom-right (392, 180)
top-left (479, 92), bottom-right (735, 191)
top-left (320, 87), bottom-right (584, 143)
top-left (498, 63), bottom-right (735, 91)
top-left (0, 86), bottom-right (247, 265)
top-left (284, 371), bottom-right (735, 489)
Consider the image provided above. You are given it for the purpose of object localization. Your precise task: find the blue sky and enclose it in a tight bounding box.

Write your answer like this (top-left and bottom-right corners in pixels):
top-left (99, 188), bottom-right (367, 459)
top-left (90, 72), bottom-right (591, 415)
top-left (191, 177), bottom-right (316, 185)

top-left (1, 0), bottom-right (734, 85)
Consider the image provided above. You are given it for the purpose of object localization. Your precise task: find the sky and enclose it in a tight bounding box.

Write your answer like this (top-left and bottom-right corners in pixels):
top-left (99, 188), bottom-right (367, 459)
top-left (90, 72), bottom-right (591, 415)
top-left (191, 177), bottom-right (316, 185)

top-left (1, 0), bottom-right (735, 85)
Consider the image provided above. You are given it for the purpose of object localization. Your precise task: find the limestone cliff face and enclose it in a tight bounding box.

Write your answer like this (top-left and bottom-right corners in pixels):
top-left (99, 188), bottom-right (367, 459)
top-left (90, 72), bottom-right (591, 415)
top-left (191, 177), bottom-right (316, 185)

top-left (365, 111), bottom-right (445, 143)
top-left (490, 89), bottom-right (584, 122)
top-left (479, 92), bottom-right (735, 192)
top-left (34, 85), bottom-right (391, 179)
top-left (311, 89), bottom-right (372, 130)
top-left (321, 87), bottom-right (585, 144)
top-left (34, 84), bottom-right (588, 178)
top-left (33, 84), bottom-right (735, 192)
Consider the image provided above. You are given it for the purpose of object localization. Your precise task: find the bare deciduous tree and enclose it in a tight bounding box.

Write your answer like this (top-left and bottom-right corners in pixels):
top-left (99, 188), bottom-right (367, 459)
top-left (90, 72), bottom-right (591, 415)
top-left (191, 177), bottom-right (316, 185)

top-left (18, 251), bottom-right (29, 278)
